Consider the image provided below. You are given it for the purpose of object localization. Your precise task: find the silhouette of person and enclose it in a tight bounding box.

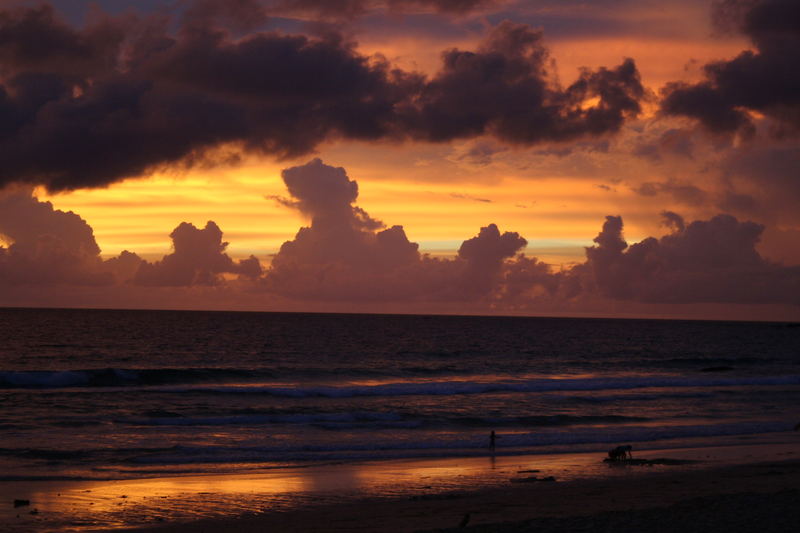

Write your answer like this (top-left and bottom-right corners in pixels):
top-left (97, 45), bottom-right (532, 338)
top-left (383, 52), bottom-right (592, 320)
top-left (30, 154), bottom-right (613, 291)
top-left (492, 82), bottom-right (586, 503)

top-left (489, 430), bottom-right (496, 452)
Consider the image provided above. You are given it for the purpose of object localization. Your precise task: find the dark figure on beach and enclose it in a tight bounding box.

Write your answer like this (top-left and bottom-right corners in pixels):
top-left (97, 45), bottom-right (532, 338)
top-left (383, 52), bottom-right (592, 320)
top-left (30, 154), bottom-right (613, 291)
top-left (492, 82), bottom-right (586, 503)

top-left (489, 431), bottom-right (496, 452)
top-left (608, 445), bottom-right (633, 461)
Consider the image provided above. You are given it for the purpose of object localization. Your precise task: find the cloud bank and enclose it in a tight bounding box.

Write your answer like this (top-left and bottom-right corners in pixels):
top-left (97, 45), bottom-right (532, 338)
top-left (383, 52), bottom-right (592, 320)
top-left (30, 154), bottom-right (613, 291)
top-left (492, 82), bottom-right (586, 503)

top-left (580, 211), bottom-right (799, 305)
top-left (2, 160), bottom-right (797, 317)
top-left (0, 187), bottom-right (261, 290)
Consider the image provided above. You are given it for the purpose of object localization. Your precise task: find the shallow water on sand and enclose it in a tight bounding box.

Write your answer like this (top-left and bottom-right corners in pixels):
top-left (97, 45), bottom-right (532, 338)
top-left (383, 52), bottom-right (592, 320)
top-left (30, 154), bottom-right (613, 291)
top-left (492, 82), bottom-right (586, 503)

top-left (2, 438), bottom-right (798, 532)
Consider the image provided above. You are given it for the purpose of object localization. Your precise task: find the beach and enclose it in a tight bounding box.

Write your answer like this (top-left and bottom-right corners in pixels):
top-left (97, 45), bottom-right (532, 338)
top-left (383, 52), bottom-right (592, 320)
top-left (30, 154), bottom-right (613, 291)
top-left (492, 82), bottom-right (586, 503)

top-left (2, 439), bottom-right (799, 532)
top-left (127, 447), bottom-right (800, 533)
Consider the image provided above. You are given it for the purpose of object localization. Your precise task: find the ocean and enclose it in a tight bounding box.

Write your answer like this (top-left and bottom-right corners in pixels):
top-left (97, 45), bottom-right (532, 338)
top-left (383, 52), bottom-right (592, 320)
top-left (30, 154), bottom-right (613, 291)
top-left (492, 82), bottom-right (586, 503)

top-left (1, 308), bottom-right (799, 482)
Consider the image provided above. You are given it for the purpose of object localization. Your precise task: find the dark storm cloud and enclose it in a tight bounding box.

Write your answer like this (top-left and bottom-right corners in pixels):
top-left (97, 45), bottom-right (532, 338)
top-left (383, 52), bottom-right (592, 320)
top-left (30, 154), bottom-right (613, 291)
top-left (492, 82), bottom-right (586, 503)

top-left (580, 211), bottom-right (800, 305)
top-left (0, 3), bottom-right (644, 191)
top-left (0, 3), bottom-right (127, 77)
top-left (0, 2), bottom-right (415, 190)
top-left (661, 0), bottom-right (800, 136)
top-left (134, 221), bottom-right (261, 286)
top-left (398, 21), bottom-right (644, 144)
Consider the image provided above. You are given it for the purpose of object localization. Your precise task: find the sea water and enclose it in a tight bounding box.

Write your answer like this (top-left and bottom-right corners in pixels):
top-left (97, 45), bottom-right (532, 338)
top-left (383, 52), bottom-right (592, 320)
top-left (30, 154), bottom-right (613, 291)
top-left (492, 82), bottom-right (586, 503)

top-left (1, 308), bottom-right (799, 482)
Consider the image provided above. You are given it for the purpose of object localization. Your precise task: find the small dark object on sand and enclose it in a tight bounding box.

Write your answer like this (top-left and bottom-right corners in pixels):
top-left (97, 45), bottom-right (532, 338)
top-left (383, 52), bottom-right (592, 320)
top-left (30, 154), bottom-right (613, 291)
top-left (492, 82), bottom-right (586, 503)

top-left (29, 509), bottom-right (38, 515)
top-left (458, 513), bottom-right (471, 528)
top-left (13, 499), bottom-right (30, 508)
top-left (607, 445), bottom-right (633, 461)
top-left (510, 476), bottom-right (556, 483)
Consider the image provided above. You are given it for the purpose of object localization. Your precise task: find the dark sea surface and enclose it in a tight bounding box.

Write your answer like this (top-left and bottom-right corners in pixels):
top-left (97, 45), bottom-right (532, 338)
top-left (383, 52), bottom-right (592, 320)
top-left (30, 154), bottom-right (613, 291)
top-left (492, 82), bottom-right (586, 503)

top-left (1, 308), bottom-right (799, 481)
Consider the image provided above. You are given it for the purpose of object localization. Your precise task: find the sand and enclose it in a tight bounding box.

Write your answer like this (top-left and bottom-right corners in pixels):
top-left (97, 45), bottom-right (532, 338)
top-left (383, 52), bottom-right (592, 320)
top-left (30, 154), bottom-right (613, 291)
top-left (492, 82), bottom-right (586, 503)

top-left (4, 440), bottom-right (799, 532)
top-left (117, 458), bottom-right (800, 533)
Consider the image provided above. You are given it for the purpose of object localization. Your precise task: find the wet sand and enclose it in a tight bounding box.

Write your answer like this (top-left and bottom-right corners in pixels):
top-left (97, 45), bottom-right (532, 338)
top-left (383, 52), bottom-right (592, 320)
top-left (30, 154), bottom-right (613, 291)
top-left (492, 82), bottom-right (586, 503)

top-left (3, 439), bottom-right (799, 532)
top-left (120, 457), bottom-right (800, 533)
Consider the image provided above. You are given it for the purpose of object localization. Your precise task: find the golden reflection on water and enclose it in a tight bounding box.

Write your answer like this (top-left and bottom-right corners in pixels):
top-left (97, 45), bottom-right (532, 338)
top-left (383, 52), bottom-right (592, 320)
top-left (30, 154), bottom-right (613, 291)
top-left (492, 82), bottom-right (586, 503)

top-left (7, 440), bottom-right (792, 532)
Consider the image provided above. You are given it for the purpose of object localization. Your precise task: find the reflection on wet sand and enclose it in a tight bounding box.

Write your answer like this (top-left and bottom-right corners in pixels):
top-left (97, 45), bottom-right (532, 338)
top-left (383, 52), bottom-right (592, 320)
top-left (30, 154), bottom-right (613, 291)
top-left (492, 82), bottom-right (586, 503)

top-left (2, 439), bottom-right (797, 532)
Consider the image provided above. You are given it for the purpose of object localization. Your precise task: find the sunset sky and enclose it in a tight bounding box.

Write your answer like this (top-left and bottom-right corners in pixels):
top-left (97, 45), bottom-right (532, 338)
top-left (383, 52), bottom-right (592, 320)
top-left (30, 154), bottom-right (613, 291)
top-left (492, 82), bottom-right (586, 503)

top-left (0, 0), bottom-right (798, 320)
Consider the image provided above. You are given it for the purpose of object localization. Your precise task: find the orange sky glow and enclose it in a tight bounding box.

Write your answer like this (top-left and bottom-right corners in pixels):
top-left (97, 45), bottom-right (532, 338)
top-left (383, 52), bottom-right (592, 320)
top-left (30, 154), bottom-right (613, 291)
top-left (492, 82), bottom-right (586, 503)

top-left (2, 0), bottom-right (799, 320)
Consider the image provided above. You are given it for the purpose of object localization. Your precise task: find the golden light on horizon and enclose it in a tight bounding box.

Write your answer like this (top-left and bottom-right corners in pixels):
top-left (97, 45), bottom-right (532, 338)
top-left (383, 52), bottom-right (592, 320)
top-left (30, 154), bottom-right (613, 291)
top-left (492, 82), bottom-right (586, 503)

top-left (37, 155), bottom-right (666, 271)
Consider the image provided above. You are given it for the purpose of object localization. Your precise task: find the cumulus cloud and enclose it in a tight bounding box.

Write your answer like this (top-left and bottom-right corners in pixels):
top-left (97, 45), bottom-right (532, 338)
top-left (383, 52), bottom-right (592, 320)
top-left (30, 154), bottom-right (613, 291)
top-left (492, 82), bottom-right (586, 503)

top-left (661, 0), bottom-right (800, 136)
top-left (497, 255), bottom-right (563, 306)
top-left (134, 221), bottom-right (261, 286)
top-left (0, 3), bottom-right (644, 192)
top-left (264, 163), bottom-right (799, 309)
top-left (264, 158), bottom-right (423, 300)
top-left (456, 223), bottom-right (527, 298)
top-left (0, 187), bottom-right (112, 285)
top-left (580, 211), bottom-right (800, 305)
top-left (263, 158), bottom-right (533, 302)
top-left (0, 187), bottom-right (262, 289)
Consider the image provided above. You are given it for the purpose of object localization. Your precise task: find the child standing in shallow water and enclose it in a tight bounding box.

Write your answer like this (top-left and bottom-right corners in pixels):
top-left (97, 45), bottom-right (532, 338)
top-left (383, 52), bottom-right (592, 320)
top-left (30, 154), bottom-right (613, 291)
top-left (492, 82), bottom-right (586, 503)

top-left (489, 431), bottom-right (496, 452)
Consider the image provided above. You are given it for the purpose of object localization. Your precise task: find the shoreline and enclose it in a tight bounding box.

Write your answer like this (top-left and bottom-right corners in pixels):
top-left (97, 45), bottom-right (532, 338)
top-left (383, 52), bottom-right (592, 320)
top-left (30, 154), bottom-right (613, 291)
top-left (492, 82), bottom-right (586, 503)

top-left (2, 437), bottom-right (798, 532)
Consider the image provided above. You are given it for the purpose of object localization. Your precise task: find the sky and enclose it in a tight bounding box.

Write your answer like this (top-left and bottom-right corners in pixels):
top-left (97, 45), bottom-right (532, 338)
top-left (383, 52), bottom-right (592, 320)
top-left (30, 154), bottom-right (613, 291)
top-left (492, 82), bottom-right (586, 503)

top-left (0, 0), bottom-right (798, 320)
